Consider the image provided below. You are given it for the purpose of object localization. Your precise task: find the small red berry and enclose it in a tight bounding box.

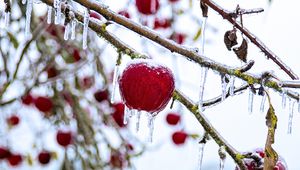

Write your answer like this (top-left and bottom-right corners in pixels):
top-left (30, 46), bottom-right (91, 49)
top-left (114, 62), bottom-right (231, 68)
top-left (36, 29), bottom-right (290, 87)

top-left (170, 32), bottom-right (186, 44)
top-left (90, 11), bottom-right (101, 20)
top-left (73, 48), bottom-right (81, 62)
top-left (166, 113), bottom-right (180, 125)
top-left (0, 147), bottom-right (10, 159)
top-left (7, 154), bottom-right (23, 166)
top-left (94, 89), bottom-right (109, 103)
top-left (110, 151), bottom-right (125, 169)
top-left (135, 0), bottom-right (160, 15)
top-left (118, 60), bottom-right (175, 113)
top-left (34, 96), bottom-right (53, 113)
top-left (172, 131), bottom-right (188, 145)
top-left (38, 151), bottom-right (52, 165)
top-left (7, 115), bottom-right (20, 127)
top-left (153, 18), bottom-right (171, 29)
top-left (46, 66), bottom-right (58, 79)
top-left (118, 10), bottom-right (131, 18)
top-left (112, 103), bottom-right (126, 128)
top-left (56, 130), bottom-right (72, 147)
top-left (21, 93), bottom-right (34, 105)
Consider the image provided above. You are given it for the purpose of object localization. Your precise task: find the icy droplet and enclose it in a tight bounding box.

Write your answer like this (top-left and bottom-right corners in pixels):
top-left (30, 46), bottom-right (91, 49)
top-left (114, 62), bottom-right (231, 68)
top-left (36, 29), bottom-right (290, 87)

top-left (47, 6), bottom-right (52, 24)
top-left (64, 23), bottom-right (70, 40)
top-left (25, 0), bottom-right (33, 38)
top-left (198, 67), bottom-right (208, 112)
top-left (282, 89), bottom-right (287, 109)
top-left (110, 65), bottom-right (120, 104)
top-left (54, 0), bottom-right (61, 25)
top-left (4, 12), bottom-right (10, 28)
top-left (219, 159), bottom-right (225, 170)
top-left (22, 0), bottom-right (27, 5)
top-left (260, 92), bottom-right (266, 113)
top-left (147, 114), bottom-right (155, 142)
top-left (218, 146), bottom-right (226, 170)
top-left (197, 143), bottom-right (205, 170)
top-left (248, 88), bottom-right (254, 114)
top-left (229, 76), bottom-right (235, 96)
top-left (288, 98), bottom-right (295, 134)
top-left (200, 17), bottom-right (207, 55)
top-left (123, 105), bottom-right (130, 125)
top-left (71, 20), bottom-right (77, 40)
top-left (136, 110), bottom-right (141, 132)
top-left (221, 75), bottom-right (228, 101)
top-left (82, 9), bottom-right (90, 50)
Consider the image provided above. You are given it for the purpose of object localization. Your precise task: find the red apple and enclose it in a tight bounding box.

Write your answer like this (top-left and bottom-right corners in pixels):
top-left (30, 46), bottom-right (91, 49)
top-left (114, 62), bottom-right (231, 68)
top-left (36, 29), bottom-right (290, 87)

top-left (111, 103), bottom-right (126, 128)
top-left (0, 147), bottom-right (10, 159)
top-left (94, 89), bottom-right (109, 103)
top-left (34, 96), bottom-right (53, 113)
top-left (38, 151), bottom-right (52, 165)
top-left (7, 153), bottom-right (23, 166)
top-left (7, 115), bottom-right (20, 127)
top-left (166, 113), bottom-right (180, 125)
top-left (135, 0), bottom-right (160, 15)
top-left (118, 60), bottom-right (175, 114)
top-left (172, 131), bottom-right (188, 145)
top-left (56, 130), bottom-right (72, 147)
top-left (21, 93), bottom-right (34, 105)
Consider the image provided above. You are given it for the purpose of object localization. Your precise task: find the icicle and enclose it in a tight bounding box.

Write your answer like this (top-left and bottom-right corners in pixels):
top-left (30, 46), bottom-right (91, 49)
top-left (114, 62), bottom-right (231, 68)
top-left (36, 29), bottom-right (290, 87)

top-left (136, 111), bottom-right (141, 132)
top-left (198, 67), bottom-right (208, 112)
top-left (288, 99), bottom-right (295, 134)
top-left (219, 159), bottom-right (225, 170)
top-left (4, 12), bottom-right (10, 28)
top-left (282, 89), bottom-right (287, 109)
top-left (54, 0), bottom-right (61, 25)
top-left (197, 143), bottom-right (205, 170)
top-left (123, 105), bottom-right (130, 125)
top-left (221, 75), bottom-right (228, 101)
top-left (22, 0), bottom-right (27, 5)
top-left (248, 88), bottom-right (254, 114)
top-left (229, 76), bottom-right (235, 96)
top-left (71, 20), bottom-right (76, 40)
top-left (47, 6), bottom-right (52, 24)
top-left (259, 92), bottom-right (266, 113)
top-left (82, 9), bottom-right (90, 50)
top-left (200, 17), bottom-right (207, 55)
top-left (64, 23), bottom-right (70, 40)
top-left (147, 114), bottom-right (155, 142)
top-left (25, 0), bottom-right (33, 38)
top-left (110, 65), bottom-right (120, 104)
top-left (298, 97), bottom-right (300, 113)
top-left (218, 146), bottom-right (226, 170)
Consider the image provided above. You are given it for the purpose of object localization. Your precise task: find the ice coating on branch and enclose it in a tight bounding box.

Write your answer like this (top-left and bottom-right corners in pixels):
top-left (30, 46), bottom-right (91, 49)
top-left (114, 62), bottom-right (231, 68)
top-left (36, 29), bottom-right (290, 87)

top-left (47, 6), bottom-right (52, 24)
top-left (110, 65), bottom-right (120, 104)
top-left (288, 98), bottom-right (295, 134)
top-left (260, 93), bottom-right (266, 113)
top-left (200, 17), bottom-right (207, 55)
top-left (54, 0), bottom-right (61, 25)
top-left (25, 0), bottom-right (33, 38)
top-left (197, 143), bottom-right (205, 170)
top-left (147, 114), bottom-right (155, 142)
top-left (64, 23), bottom-right (70, 40)
top-left (136, 110), bottom-right (141, 132)
top-left (22, 0), bottom-right (27, 5)
top-left (248, 88), bottom-right (254, 114)
top-left (82, 9), bottom-right (90, 50)
top-left (221, 75), bottom-right (227, 101)
top-left (4, 12), bottom-right (10, 28)
top-left (229, 76), bottom-right (235, 96)
top-left (71, 20), bottom-right (76, 40)
top-left (198, 67), bottom-right (208, 112)
top-left (282, 89), bottom-right (287, 109)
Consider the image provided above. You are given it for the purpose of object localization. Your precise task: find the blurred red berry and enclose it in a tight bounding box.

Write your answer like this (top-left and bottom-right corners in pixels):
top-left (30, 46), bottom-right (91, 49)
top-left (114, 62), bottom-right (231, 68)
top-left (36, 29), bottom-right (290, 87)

top-left (136, 0), bottom-right (160, 15)
top-left (56, 130), bottom-right (72, 147)
top-left (118, 60), bottom-right (175, 113)
top-left (166, 113), bottom-right (180, 125)
top-left (46, 66), bottom-right (58, 79)
top-left (169, 0), bottom-right (179, 3)
top-left (0, 147), bottom-right (10, 159)
top-left (80, 76), bottom-right (94, 90)
top-left (172, 131), bottom-right (188, 145)
top-left (46, 24), bottom-right (65, 37)
top-left (34, 96), bottom-right (53, 113)
top-left (73, 48), bottom-right (81, 62)
top-left (110, 151), bottom-right (125, 169)
top-left (154, 18), bottom-right (171, 29)
top-left (38, 151), bottom-right (52, 165)
top-left (7, 115), bottom-right (20, 127)
top-left (21, 93), bottom-right (34, 105)
top-left (90, 11), bottom-right (101, 20)
top-left (94, 89), bottom-right (109, 103)
top-left (7, 154), bottom-right (23, 166)
top-left (170, 32), bottom-right (186, 44)
top-left (112, 103), bottom-right (126, 127)
top-left (118, 10), bottom-right (131, 18)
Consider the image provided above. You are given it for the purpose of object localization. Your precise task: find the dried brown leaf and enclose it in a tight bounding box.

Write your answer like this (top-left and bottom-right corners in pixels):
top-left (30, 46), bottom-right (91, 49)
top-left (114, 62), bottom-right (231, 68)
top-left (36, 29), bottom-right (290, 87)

top-left (233, 38), bottom-right (248, 63)
top-left (224, 29), bottom-right (238, 51)
top-left (200, 1), bottom-right (208, 17)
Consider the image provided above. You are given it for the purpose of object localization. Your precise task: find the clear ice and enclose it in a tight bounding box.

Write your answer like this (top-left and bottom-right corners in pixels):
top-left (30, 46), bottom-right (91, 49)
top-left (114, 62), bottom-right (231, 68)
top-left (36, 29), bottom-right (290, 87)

top-left (198, 67), bottom-right (208, 112)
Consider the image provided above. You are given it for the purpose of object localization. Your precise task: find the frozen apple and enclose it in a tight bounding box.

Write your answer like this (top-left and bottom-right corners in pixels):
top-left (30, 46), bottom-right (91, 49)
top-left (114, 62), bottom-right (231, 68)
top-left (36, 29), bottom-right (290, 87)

top-left (172, 131), bottom-right (188, 145)
top-left (166, 112), bottom-right (181, 125)
top-left (135, 0), bottom-right (160, 15)
top-left (56, 130), bottom-right (72, 147)
top-left (0, 147), bottom-right (10, 159)
top-left (118, 60), bottom-right (175, 113)
top-left (34, 96), bottom-right (53, 113)
top-left (38, 151), bottom-right (52, 165)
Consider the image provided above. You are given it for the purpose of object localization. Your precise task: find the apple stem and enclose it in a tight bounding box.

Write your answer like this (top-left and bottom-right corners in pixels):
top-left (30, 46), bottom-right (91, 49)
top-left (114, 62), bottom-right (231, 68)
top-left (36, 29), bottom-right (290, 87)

top-left (287, 98), bottom-right (295, 134)
top-left (248, 88), bottom-right (254, 114)
top-left (198, 67), bottom-right (208, 112)
top-left (25, 0), bottom-right (33, 38)
top-left (71, 20), bottom-right (77, 40)
top-left (82, 9), bottom-right (90, 50)
top-left (197, 143), bottom-right (205, 170)
top-left (47, 6), bottom-right (52, 24)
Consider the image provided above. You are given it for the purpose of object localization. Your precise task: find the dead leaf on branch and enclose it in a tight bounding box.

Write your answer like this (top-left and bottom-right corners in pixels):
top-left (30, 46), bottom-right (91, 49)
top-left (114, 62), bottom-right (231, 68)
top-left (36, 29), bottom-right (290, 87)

top-left (233, 38), bottom-right (248, 63)
top-left (200, 0), bottom-right (208, 17)
top-left (224, 29), bottom-right (238, 51)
